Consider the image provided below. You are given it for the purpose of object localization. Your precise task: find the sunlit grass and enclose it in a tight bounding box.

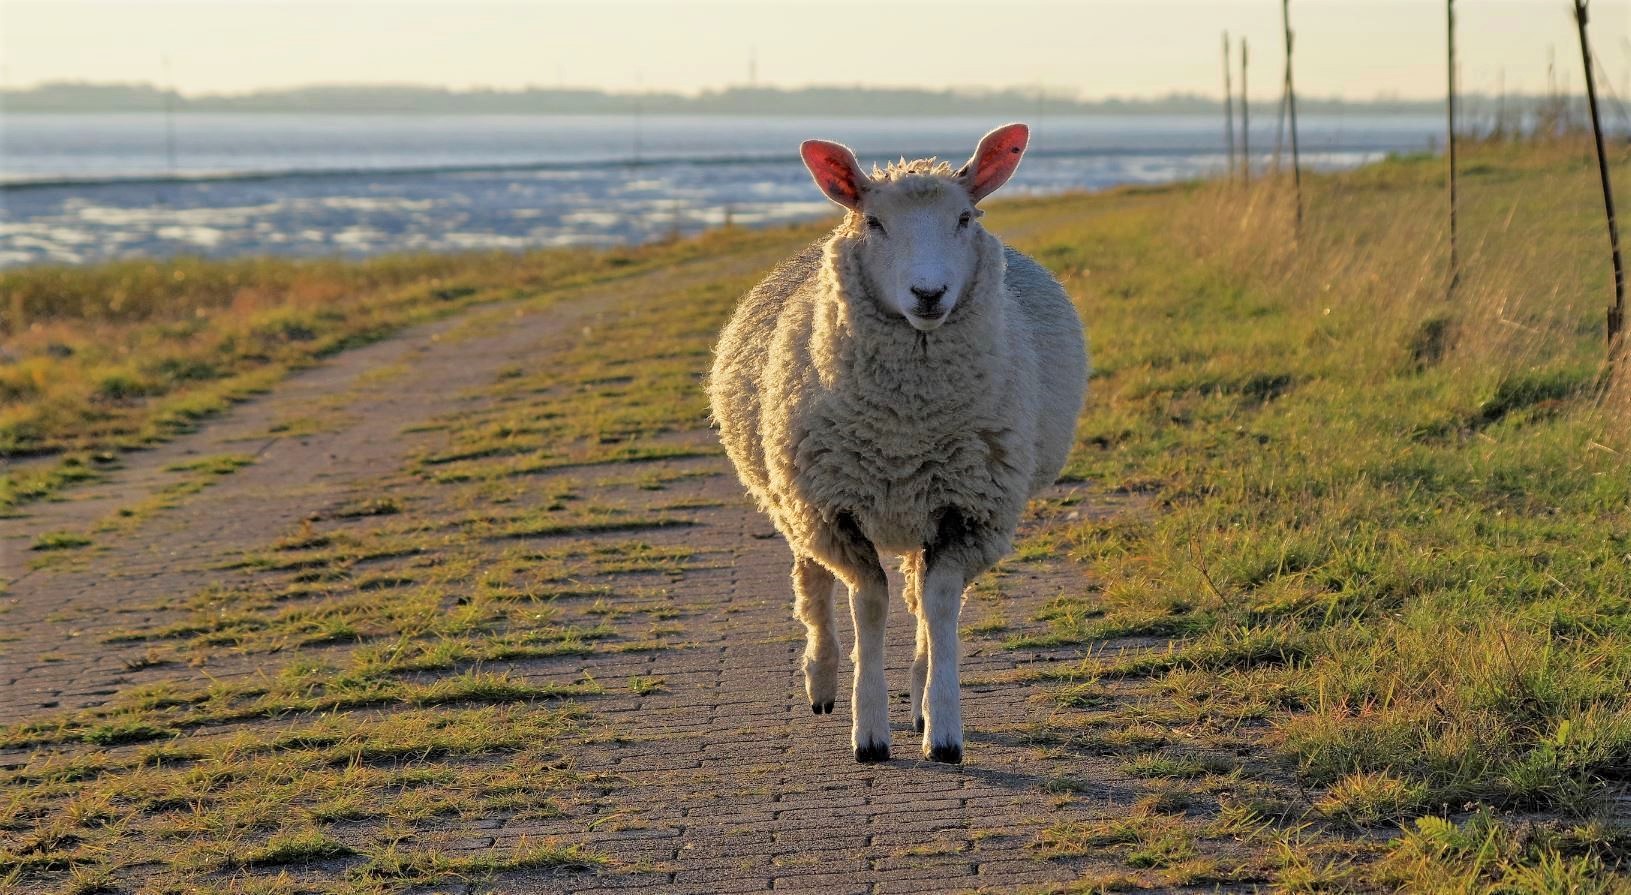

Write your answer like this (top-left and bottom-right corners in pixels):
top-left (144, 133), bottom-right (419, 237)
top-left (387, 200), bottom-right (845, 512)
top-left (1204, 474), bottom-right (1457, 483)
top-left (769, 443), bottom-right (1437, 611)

top-left (0, 225), bottom-right (804, 509)
top-left (6, 141), bottom-right (1631, 889)
top-left (997, 141), bottom-right (1631, 886)
top-left (1, 704), bottom-right (595, 891)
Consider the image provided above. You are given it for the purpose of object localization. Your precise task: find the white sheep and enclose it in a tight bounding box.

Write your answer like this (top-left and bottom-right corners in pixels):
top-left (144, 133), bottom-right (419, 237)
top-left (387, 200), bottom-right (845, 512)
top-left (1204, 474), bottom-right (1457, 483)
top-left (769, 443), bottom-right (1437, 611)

top-left (708, 123), bottom-right (1087, 763)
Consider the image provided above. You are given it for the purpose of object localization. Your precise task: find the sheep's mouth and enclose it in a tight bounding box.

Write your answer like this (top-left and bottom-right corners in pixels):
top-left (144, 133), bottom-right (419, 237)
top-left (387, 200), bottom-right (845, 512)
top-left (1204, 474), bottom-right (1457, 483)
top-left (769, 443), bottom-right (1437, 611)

top-left (904, 310), bottom-right (947, 332)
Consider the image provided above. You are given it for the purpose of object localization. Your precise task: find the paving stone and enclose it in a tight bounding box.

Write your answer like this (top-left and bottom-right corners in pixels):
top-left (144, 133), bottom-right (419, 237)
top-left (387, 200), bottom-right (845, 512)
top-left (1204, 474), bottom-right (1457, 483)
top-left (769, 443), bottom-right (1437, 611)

top-left (0, 255), bottom-right (1200, 894)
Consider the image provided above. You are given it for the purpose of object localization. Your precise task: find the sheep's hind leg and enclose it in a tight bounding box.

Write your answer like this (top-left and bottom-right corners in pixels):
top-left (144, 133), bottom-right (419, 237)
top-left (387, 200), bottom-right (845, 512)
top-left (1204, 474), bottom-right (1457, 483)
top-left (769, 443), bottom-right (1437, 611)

top-left (821, 514), bottom-right (892, 763)
top-left (921, 510), bottom-right (1006, 764)
top-left (792, 556), bottom-right (838, 715)
top-left (901, 551), bottom-right (929, 734)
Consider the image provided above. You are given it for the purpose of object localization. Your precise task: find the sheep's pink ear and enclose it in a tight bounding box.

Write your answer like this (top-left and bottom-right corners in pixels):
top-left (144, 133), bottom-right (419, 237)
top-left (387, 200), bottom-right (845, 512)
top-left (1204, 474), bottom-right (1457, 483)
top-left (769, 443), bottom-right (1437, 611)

top-left (800, 139), bottom-right (868, 210)
top-left (958, 123), bottom-right (1029, 203)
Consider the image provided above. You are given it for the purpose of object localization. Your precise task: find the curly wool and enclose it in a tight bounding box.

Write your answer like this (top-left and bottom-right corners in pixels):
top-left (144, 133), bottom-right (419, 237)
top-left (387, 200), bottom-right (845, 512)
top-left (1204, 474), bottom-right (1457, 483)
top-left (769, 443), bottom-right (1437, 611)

top-left (709, 173), bottom-right (1084, 571)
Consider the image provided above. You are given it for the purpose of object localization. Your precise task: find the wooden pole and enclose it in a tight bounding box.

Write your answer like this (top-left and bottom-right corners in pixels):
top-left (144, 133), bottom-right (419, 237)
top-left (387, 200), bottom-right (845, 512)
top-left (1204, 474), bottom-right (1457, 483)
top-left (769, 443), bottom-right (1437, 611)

top-left (1282, 0), bottom-right (1303, 232)
top-left (1240, 37), bottom-right (1250, 185)
top-left (1548, 45), bottom-right (1561, 136)
top-left (1223, 32), bottom-right (1236, 180)
top-left (1447, 0), bottom-right (1459, 297)
top-left (1573, 0), bottom-right (1626, 352)
top-left (1273, 71), bottom-right (1287, 173)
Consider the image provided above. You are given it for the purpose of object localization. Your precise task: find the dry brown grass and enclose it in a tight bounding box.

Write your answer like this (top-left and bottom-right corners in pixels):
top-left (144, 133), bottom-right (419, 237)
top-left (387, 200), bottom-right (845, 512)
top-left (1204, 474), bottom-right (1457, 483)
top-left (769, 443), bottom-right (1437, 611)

top-left (1184, 139), bottom-right (1631, 436)
top-left (0, 225), bottom-right (806, 510)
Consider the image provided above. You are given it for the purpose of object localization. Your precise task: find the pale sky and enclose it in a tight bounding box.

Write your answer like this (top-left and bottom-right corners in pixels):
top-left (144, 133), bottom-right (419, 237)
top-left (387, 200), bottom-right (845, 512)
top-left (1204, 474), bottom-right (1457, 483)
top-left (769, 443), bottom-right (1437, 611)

top-left (2, 0), bottom-right (1629, 101)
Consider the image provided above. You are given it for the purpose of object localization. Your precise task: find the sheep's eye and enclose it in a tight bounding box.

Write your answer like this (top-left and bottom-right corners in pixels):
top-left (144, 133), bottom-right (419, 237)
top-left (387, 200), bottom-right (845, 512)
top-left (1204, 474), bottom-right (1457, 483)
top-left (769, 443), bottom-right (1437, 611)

top-left (957, 212), bottom-right (972, 230)
top-left (864, 215), bottom-right (885, 234)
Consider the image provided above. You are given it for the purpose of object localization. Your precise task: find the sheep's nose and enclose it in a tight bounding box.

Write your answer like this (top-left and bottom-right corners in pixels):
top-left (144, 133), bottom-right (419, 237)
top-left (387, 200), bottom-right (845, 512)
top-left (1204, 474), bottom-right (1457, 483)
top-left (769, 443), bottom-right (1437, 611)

top-left (911, 285), bottom-right (947, 304)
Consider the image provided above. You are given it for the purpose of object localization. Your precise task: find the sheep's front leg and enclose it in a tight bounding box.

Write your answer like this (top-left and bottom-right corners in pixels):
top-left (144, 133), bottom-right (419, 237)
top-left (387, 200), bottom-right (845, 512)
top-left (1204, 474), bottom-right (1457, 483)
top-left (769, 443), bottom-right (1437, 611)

top-left (900, 552), bottom-right (929, 733)
top-left (821, 514), bottom-right (891, 762)
top-left (846, 565), bottom-right (891, 762)
top-left (792, 556), bottom-right (838, 714)
top-left (921, 510), bottom-right (1004, 764)
top-left (919, 562), bottom-right (966, 763)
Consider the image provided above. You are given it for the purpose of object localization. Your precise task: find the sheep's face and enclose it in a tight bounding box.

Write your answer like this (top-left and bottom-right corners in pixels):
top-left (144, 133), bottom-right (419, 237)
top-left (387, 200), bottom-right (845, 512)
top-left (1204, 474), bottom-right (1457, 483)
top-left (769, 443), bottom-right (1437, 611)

top-left (801, 124), bottom-right (1030, 333)
top-left (850, 177), bottom-right (978, 332)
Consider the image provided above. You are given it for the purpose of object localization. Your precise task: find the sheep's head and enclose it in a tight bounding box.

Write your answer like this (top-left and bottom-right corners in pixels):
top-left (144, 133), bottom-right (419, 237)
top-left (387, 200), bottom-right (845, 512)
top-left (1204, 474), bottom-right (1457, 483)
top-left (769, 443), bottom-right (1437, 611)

top-left (800, 123), bottom-right (1029, 332)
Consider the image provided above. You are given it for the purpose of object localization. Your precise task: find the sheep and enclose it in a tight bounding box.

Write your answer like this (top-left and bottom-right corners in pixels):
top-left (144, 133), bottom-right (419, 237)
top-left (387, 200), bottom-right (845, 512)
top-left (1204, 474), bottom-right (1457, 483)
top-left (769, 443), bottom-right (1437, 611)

top-left (708, 123), bottom-right (1087, 764)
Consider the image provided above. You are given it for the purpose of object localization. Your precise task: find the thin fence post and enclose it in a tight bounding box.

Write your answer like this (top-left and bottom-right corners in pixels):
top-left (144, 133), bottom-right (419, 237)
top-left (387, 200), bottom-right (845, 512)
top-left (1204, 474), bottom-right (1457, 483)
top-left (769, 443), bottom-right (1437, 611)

top-left (1240, 38), bottom-right (1250, 185)
top-left (1282, 0), bottom-right (1302, 233)
top-left (1223, 32), bottom-right (1236, 180)
top-left (1573, 0), bottom-right (1626, 354)
top-left (1273, 72), bottom-right (1287, 173)
top-left (1447, 0), bottom-right (1459, 297)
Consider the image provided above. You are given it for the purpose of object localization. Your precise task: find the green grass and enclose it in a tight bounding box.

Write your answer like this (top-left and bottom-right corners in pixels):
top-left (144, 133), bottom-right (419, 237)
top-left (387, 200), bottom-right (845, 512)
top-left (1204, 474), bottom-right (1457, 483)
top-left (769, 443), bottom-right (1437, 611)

top-left (1, 705), bottom-right (595, 892)
top-left (6, 141), bottom-right (1631, 890)
top-left (354, 837), bottom-right (606, 883)
top-left (0, 228), bottom-right (774, 889)
top-left (1035, 810), bottom-right (1230, 887)
top-left (0, 225), bottom-right (799, 510)
top-left (30, 531), bottom-right (92, 551)
top-left (997, 142), bottom-right (1631, 886)
top-left (3, 668), bottom-right (596, 750)
top-left (242, 829), bottom-right (357, 867)
top-left (163, 452), bottom-right (255, 475)
top-left (1376, 810), bottom-right (1630, 893)
top-left (1122, 752), bottom-right (1236, 780)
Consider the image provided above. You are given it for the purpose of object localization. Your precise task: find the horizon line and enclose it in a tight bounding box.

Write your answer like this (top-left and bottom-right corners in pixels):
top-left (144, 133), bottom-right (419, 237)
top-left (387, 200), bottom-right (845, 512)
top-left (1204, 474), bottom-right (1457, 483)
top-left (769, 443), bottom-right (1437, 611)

top-left (1, 78), bottom-right (1567, 107)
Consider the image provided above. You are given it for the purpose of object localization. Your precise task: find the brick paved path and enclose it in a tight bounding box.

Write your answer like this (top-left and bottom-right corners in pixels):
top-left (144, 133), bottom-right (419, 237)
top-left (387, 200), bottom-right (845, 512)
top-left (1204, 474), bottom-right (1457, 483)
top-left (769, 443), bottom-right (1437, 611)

top-left (1, 252), bottom-right (1271, 893)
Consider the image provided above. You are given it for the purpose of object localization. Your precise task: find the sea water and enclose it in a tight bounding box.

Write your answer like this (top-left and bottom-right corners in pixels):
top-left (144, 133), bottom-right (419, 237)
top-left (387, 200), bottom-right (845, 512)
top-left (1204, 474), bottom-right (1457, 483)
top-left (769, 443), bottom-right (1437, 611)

top-left (0, 113), bottom-right (1441, 267)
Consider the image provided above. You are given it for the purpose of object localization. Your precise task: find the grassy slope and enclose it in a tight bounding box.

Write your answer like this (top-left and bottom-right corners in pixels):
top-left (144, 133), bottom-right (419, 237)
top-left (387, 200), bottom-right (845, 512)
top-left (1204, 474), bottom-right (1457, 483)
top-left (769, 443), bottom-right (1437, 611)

top-left (0, 227), bottom-right (800, 510)
top-left (993, 142), bottom-right (1631, 890)
top-left (0, 239), bottom-right (773, 894)
top-left (3, 142), bottom-right (1631, 891)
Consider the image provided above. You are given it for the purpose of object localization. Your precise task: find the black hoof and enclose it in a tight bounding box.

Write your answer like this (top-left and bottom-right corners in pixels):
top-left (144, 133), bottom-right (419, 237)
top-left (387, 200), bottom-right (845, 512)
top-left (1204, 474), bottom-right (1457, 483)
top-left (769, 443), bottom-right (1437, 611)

top-left (822, 701), bottom-right (834, 714)
top-left (854, 742), bottom-right (891, 763)
top-left (927, 743), bottom-right (963, 764)
top-left (811, 703), bottom-right (821, 715)
top-left (914, 717), bottom-right (925, 733)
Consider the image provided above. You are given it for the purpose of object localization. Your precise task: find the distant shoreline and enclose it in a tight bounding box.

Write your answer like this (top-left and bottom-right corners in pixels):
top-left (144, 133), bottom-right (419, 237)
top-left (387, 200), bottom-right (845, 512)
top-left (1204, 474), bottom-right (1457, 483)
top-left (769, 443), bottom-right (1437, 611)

top-left (0, 141), bottom-right (1411, 191)
top-left (0, 81), bottom-right (1564, 118)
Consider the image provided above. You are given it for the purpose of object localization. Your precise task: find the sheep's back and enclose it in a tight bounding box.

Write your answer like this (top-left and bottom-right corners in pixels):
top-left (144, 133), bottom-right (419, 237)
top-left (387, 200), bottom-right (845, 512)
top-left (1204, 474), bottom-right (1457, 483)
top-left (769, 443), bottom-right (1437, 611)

top-left (708, 240), bottom-right (825, 510)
